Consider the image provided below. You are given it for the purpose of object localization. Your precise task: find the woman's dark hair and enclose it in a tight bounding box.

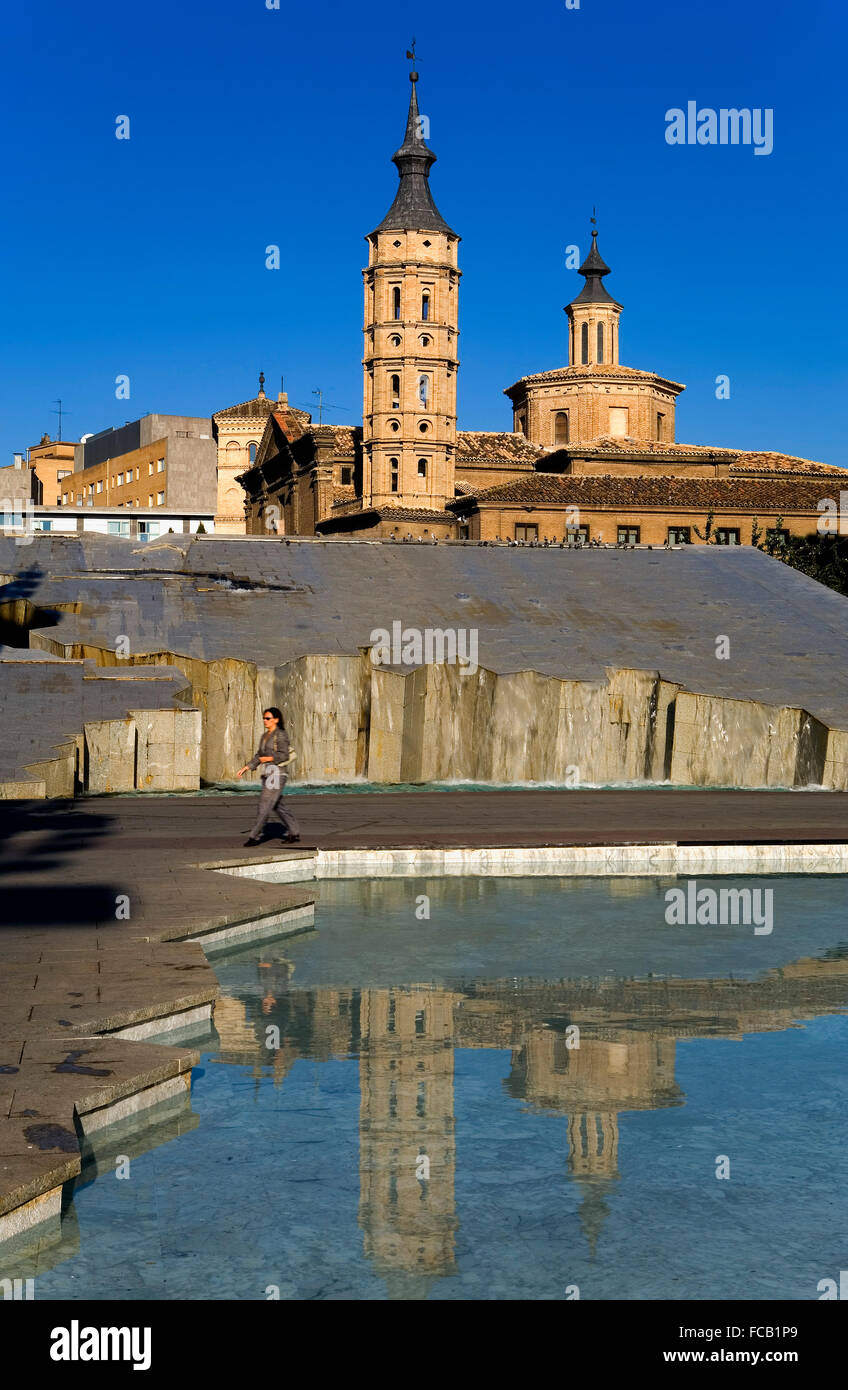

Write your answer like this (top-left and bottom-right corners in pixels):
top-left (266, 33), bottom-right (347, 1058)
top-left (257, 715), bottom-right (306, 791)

top-left (263, 707), bottom-right (284, 728)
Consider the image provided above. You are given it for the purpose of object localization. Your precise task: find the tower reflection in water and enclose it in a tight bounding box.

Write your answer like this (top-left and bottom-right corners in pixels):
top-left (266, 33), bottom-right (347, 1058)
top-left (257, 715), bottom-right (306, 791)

top-left (212, 939), bottom-right (848, 1291)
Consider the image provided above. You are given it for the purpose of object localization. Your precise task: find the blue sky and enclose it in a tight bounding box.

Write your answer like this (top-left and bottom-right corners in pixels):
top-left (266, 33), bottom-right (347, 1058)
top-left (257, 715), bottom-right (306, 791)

top-left (2, 0), bottom-right (845, 465)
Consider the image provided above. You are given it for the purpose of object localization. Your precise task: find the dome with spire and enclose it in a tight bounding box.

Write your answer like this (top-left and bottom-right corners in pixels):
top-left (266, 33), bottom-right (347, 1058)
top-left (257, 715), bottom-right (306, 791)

top-left (371, 72), bottom-right (456, 237)
top-left (567, 228), bottom-right (620, 308)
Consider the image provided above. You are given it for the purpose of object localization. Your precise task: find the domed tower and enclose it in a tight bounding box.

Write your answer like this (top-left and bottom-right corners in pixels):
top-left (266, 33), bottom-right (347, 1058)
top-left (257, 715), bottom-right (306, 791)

top-left (362, 66), bottom-right (460, 511)
top-left (565, 228), bottom-right (622, 368)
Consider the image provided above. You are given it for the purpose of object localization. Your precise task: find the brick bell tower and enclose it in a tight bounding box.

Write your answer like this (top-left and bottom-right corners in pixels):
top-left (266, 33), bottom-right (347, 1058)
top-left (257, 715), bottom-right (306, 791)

top-left (362, 61), bottom-right (460, 512)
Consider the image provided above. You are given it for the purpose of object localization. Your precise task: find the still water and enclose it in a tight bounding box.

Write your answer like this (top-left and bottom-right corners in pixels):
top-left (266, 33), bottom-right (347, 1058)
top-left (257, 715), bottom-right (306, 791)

top-left (11, 874), bottom-right (848, 1300)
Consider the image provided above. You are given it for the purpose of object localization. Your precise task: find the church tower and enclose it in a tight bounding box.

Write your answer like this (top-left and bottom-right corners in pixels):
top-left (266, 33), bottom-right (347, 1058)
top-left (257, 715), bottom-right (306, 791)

top-left (565, 227), bottom-right (622, 368)
top-left (362, 67), bottom-right (460, 512)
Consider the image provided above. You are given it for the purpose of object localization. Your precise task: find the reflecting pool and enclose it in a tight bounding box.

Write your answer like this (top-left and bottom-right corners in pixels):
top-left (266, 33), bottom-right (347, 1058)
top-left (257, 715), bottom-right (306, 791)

top-left (9, 874), bottom-right (848, 1300)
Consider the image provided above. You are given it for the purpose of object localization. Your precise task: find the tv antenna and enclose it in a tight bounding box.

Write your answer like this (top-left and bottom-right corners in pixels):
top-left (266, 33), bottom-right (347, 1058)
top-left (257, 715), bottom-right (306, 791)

top-left (52, 398), bottom-right (72, 441)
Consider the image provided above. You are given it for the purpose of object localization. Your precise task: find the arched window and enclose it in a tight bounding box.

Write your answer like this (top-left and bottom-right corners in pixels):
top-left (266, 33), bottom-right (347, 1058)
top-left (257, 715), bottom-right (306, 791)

top-left (421, 291), bottom-right (430, 320)
top-left (581, 322), bottom-right (589, 365)
top-left (390, 374), bottom-right (401, 408)
top-left (597, 323), bottom-right (604, 364)
top-left (389, 458), bottom-right (399, 493)
top-left (554, 412), bottom-right (569, 446)
top-left (248, 442), bottom-right (258, 465)
top-left (417, 458), bottom-right (427, 477)
top-left (392, 287), bottom-right (401, 319)
top-left (418, 374), bottom-right (430, 407)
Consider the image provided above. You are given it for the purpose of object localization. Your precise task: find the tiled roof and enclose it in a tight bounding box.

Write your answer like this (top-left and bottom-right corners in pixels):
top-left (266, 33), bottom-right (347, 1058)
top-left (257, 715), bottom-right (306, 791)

top-left (333, 485), bottom-right (357, 505)
top-left (731, 451), bottom-right (845, 476)
top-left (456, 430), bottom-right (544, 465)
top-left (325, 426), bottom-right (358, 457)
top-left (214, 396), bottom-right (279, 422)
top-left (548, 437), bottom-right (843, 473)
top-left (506, 364), bottom-right (683, 388)
top-left (564, 435), bottom-right (737, 457)
top-left (376, 506), bottom-right (457, 523)
top-left (452, 473), bottom-right (840, 512)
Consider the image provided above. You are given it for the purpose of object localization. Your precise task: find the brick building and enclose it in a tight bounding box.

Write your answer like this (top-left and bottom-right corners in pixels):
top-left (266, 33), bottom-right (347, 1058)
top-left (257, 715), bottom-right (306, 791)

top-left (236, 70), bottom-right (846, 543)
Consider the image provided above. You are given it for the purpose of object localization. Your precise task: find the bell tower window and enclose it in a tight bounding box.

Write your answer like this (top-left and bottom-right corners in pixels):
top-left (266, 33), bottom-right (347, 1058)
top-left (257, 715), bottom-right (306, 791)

top-left (389, 458), bottom-right (399, 493)
top-left (392, 287), bottom-right (401, 320)
top-left (418, 374), bottom-right (430, 407)
top-left (597, 323), bottom-right (604, 364)
top-left (390, 374), bottom-right (401, 409)
top-left (421, 291), bottom-right (430, 320)
top-left (581, 322), bottom-right (589, 365)
top-left (554, 412), bottom-right (569, 446)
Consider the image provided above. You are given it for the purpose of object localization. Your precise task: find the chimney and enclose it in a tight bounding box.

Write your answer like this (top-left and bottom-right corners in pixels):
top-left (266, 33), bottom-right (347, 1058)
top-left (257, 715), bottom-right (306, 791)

top-left (13, 453), bottom-right (24, 469)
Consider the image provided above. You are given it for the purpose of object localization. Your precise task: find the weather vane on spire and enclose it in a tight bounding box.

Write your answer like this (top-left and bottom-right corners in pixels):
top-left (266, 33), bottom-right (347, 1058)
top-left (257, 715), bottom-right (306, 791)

top-left (406, 37), bottom-right (417, 78)
top-left (591, 206), bottom-right (597, 229)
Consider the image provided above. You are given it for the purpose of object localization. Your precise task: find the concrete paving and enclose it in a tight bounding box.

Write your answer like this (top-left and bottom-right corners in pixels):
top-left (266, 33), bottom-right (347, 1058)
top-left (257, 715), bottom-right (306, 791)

top-left (0, 793), bottom-right (316, 1240)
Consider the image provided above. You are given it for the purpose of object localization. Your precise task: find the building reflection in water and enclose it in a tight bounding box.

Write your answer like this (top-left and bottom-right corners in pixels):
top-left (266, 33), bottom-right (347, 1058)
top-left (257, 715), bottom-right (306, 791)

top-left (211, 940), bottom-right (848, 1294)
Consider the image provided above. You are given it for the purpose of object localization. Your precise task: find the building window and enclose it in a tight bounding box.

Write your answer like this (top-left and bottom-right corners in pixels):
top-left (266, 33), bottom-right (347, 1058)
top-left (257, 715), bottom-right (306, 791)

top-left (96, 480), bottom-right (103, 493)
top-left (389, 458), bottom-right (399, 493)
top-left (765, 526), bottom-right (790, 546)
top-left (157, 491), bottom-right (165, 505)
top-left (117, 472), bottom-right (124, 485)
top-left (248, 443), bottom-right (257, 465)
top-left (618, 526), bottom-right (640, 544)
top-left (157, 458), bottom-right (165, 473)
top-left (390, 334), bottom-right (401, 347)
top-left (597, 322), bottom-right (604, 363)
top-left (417, 374), bottom-right (430, 407)
top-left (107, 520), bottom-right (130, 536)
top-left (418, 421), bottom-right (429, 433)
top-left (126, 468), bottom-right (133, 482)
top-left (554, 411), bottom-right (569, 446)
top-left (656, 412), bottom-right (665, 441)
top-left (609, 406), bottom-right (629, 437)
top-left (392, 286), bottom-right (401, 319)
top-left (581, 322), bottom-right (589, 364)
top-left (389, 419), bottom-right (400, 432)
top-left (668, 526), bottom-right (690, 544)
top-left (715, 528), bottom-right (740, 545)
top-left (565, 524), bottom-right (590, 543)
top-left (88, 483), bottom-right (94, 498)
top-left (516, 412), bottom-right (526, 436)
top-left (148, 462), bottom-right (154, 475)
top-left (148, 494), bottom-right (153, 507)
top-left (421, 291), bottom-right (430, 320)
top-left (417, 458), bottom-right (427, 477)
top-left (420, 334), bottom-right (431, 347)
top-left (340, 465), bottom-right (352, 485)
top-left (390, 374), bottom-right (401, 408)
top-left (62, 493), bottom-right (68, 505)
top-left (459, 523), bottom-right (470, 540)
top-left (515, 523), bottom-right (538, 542)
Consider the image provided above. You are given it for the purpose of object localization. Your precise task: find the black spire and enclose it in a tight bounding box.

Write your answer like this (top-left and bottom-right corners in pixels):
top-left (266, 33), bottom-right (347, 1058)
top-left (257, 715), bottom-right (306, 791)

top-left (371, 70), bottom-right (455, 236)
top-left (567, 227), bottom-right (618, 307)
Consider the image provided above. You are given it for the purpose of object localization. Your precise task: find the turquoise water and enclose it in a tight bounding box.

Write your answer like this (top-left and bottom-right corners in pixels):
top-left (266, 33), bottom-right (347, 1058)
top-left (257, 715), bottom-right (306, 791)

top-left (8, 875), bottom-right (848, 1300)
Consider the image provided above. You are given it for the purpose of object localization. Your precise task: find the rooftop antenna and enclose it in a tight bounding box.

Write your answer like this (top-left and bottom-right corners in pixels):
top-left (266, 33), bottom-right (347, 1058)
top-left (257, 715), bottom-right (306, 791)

top-left (52, 398), bottom-right (72, 441)
top-left (303, 390), bottom-right (350, 423)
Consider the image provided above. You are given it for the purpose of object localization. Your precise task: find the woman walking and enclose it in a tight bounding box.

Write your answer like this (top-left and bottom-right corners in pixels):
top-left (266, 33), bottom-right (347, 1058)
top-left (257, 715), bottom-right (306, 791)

top-left (237, 707), bottom-right (301, 847)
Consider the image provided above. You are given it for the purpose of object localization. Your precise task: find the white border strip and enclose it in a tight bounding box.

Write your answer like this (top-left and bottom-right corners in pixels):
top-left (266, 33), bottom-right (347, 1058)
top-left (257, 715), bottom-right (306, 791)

top-left (311, 843), bottom-right (848, 878)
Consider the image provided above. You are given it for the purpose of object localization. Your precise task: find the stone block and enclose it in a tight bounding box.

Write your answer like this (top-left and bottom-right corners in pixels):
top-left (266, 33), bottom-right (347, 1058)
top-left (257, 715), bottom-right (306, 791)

top-left (84, 719), bottom-right (136, 794)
